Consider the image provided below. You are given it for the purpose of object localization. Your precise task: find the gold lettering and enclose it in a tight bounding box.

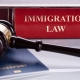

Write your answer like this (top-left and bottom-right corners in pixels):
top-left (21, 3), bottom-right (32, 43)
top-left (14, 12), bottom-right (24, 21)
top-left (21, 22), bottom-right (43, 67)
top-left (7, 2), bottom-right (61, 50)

top-left (46, 25), bottom-right (66, 32)
top-left (57, 26), bottom-right (66, 32)
top-left (44, 15), bottom-right (47, 22)
top-left (47, 15), bottom-right (53, 22)
top-left (36, 16), bottom-right (43, 22)
top-left (66, 15), bottom-right (71, 22)
top-left (6, 67), bottom-right (9, 69)
top-left (71, 15), bottom-right (75, 22)
top-left (25, 15), bottom-right (80, 22)
top-left (53, 26), bottom-right (58, 32)
top-left (25, 16), bottom-right (35, 22)
top-left (14, 70), bottom-right (21, 73)
top-left (10, 66), bottom-right (13, 69)
top-left (24, 16), bottom-right (27, 22)
top-left (54, 15), bottom-right (60, 22)
top-left (60, 16), bottom-right (66, 22)
top-left (0, 64), bottom-right (27, 70)
top-left (75, 15), bottom-right (80, 22)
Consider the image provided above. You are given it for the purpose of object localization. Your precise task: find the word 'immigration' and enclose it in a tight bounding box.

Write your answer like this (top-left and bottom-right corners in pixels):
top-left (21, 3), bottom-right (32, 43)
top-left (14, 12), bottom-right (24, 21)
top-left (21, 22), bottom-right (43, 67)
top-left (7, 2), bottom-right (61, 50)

top-left (24, 15), bottom-right (80, 22)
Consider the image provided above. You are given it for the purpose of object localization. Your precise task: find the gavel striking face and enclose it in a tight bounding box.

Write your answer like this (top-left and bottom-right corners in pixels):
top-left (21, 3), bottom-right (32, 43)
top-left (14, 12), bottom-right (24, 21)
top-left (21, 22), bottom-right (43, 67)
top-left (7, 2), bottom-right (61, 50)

top-left (0, 20), bottom-right (15, 56)
top-left (0, 20), bottom-right (80, 57)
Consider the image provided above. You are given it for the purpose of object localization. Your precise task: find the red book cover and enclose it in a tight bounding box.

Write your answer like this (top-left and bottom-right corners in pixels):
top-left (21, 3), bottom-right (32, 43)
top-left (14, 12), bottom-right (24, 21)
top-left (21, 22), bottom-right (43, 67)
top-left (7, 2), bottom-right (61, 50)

top-left (14, 8), bottom-right (80, 38)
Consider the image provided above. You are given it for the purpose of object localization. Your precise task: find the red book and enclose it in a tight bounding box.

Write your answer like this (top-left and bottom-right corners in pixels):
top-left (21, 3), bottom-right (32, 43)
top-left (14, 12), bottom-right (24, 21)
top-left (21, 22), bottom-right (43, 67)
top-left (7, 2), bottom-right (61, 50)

top-left (0, 8), bottom-right (12, 22)
top-left (14, 8), bottom-right (80, 38)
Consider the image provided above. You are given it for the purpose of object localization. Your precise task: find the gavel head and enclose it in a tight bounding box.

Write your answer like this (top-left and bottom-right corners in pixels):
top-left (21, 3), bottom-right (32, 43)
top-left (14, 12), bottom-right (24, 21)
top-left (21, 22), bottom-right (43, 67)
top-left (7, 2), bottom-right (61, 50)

top-left (0, 20), bottom-right (15, 56)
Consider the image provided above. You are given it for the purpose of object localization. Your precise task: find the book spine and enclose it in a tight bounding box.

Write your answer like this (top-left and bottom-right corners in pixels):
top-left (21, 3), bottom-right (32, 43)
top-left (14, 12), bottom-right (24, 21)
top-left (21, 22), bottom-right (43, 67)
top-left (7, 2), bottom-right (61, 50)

top-left (0, 8), bottom-right (13, 24)
top-left (0, 8), bottom-right (10, 22)
top-left (14, 8), bottom-right (80, 38)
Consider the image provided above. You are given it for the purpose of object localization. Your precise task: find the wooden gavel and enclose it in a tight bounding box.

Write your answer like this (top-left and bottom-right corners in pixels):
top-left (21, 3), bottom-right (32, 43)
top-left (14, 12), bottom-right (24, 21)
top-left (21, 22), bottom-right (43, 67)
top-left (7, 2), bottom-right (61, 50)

top-left (0, 20), bottom-right (80, 57)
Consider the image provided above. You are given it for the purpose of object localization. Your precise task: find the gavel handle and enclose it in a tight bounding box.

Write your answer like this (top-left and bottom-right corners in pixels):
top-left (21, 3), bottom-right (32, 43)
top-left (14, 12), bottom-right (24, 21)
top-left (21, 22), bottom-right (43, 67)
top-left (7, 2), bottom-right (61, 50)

top-left (10, 36), bottom-right (80, 57)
